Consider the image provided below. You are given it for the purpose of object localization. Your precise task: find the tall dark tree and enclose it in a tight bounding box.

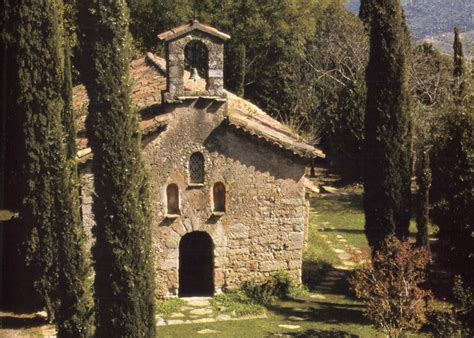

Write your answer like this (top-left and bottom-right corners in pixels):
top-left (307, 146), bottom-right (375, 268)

top-left (55, 41), bottom-right (94, 337)
top-left (363, 0), bottom-right (412, 249)
top-left (453, 27), bottom-right (464, 80)
top-left (453, 27), bottom-right (466, 100)
top-left (358, 0), bottom-right (371, 25)
top-left (77, 0), bottom-right (156, 336)
top-left (430, 29), bottom-right (473, 283)
top-left (415, 149), bottom-right (431, 248)
top-left (2, 0), bottom-right (93, 332)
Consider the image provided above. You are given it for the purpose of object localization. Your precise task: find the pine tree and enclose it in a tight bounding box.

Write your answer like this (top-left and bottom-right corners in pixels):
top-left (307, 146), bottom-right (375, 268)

top-left (3, 1), bottom-right (93, 332)
top-left (363, 0), bottom-right (412, 250)
top-left (77, 0), bottom-right (156, 336)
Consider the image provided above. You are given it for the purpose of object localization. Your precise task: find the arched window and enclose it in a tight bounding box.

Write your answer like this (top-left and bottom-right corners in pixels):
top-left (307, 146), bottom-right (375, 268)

top-left (213, 182), bottom-right (226, 213)
top-left (167, 184), bottom-right (180, 215)
top-left (189, 152), bottom-right (204, 184)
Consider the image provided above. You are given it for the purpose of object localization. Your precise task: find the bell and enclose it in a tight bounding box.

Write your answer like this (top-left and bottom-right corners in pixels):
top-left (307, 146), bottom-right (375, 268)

top-left (189, 67), bottom-right (201, 82)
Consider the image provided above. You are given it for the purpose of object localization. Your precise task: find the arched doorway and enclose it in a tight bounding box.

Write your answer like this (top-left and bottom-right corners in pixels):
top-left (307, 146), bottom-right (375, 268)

top-left (179, 231), bottom-right (214, 297)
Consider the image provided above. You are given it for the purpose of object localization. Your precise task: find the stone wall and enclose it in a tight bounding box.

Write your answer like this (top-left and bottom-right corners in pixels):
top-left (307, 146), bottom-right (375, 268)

top-left (163, 30), bottom-right (226, 102)
top-left (142, 99), bottom-right (307, 298)
top-left (79, 100), bottom-right (309, 299)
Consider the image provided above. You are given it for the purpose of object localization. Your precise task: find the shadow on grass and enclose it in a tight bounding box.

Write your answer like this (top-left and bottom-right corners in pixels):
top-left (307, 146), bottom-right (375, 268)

top-left (267, 328), bottom-right (358, 337)
top-left (302, 260), bottom-right (333, 290)
top-left (316, 228), bottom-right (366, 235)
top-left (267, 299), bottom-right (368, 327)
top-left (310, 194), bottom-right (363, 214)
top-left (0, 314), bottom-right (47, 329)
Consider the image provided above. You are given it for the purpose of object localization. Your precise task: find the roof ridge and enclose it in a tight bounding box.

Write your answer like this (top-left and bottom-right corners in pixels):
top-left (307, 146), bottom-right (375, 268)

top-left (145, 52), bottom-right (167, 75)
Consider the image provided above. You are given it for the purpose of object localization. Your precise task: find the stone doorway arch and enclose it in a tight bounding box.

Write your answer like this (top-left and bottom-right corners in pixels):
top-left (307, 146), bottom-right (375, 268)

top-left (179, 231), bottom-right (214, 297)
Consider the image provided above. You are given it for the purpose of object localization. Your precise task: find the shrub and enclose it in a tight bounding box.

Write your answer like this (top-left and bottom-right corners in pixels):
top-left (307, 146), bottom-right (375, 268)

top-left (210, 291), bottom-right (264, 317)
top-left (427, 276), bottom-right (473, 336)
top-left (155, 298), bottom-right (186, 315)
top-left (348, 236), bottom-right (432, 337)
top-left (427, 301), bottom-right (462, 337)
top-left (452, 275), bottom-right (474, 335)
top-left (242, 271), bottom-right (293, 305)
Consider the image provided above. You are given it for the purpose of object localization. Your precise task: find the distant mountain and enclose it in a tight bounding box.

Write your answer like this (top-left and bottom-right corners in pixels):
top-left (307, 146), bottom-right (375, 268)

top-left (346, 0), bottom-right (474, 48)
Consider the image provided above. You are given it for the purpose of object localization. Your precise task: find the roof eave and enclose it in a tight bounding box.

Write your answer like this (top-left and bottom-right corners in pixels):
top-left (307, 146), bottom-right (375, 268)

top-left (158, 21), bottom-right (230, 42)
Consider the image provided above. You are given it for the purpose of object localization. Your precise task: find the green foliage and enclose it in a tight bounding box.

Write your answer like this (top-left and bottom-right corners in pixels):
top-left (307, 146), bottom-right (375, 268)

top-left (426, 301), bottom-right (462, 337)
top-left (242, 271), bottom-right (293, 305)
top-left (427, 276), bottom-right (474, 336)
top-left (154, 298), bottom-right (186, 315)
top-left (305, 2), bottom-right (368, 180)
top-left (415, 150), bottom-right (431, 247)
top-left (210, 291), bottom-right (265, 317)
top-left (363, 0), bottom-right (412, 248)
top-left (452, 275), bottom-right (474, 334)
top-left (2, 0), bottom-right (93, 334)
top-left (430, 94), bottom-right (473, 280)
top-left (77, 0), bottom-right (156, 336)
top-left (348, 236), bottom-right (432, 337)
top-left (55, 38), bottom-right (94, 338)
top-left (453, 27), bottom-right (465, 80)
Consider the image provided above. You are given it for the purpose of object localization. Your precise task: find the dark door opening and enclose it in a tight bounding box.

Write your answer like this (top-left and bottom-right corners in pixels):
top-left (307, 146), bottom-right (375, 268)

top-left (179, 231), bottom-right (214, 297)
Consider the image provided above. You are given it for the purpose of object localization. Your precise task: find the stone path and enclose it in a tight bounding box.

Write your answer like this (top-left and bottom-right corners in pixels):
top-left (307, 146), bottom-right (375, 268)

top-left (311, 221), bottom-right (364, 296)
top-left (155, 297), bottom-right (267, 327)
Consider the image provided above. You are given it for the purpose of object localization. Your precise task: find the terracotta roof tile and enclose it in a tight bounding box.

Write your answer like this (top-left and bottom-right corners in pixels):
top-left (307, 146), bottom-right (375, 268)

top-left (72, 53), bottom-right (324, 160)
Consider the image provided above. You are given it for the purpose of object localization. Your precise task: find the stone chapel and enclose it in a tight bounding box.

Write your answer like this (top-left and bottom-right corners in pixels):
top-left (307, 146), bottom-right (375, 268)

top-left (73, 20), bottom-right (325, 298)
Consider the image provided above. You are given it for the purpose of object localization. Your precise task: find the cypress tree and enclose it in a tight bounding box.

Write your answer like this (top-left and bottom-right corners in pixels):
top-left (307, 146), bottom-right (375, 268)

top-left (55, 41), bottom-right (94, 337)
top-left (3, 0), bottom-right (93, 331)
top-left (77, 0), bottom-right (156, 336)
top-left (5, 0), bottom-right (65, 315)
top-left (359, 0), bottom-right (371, 25)
top-left (431, 28), bottom-right (473, 282)
top-left (415, 149), bottom-right (431, 248)
top-left (453, 27), bottom-right (465, 99)
top-left (453, 27), bottom-right (464, 80)
top-left (363, 0), bottom-right (412, 250)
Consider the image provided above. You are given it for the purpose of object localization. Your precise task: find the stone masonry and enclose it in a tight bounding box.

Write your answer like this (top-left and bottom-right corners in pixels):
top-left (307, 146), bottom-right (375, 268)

top-left (77, 21), bottom-right (323, 299)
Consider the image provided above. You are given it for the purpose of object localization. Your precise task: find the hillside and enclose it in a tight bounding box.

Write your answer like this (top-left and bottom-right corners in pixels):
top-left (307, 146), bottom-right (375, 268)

top-left (346, 0), bottom-right (474, 47)
top-left (419, 30), bottom-right (474, 55)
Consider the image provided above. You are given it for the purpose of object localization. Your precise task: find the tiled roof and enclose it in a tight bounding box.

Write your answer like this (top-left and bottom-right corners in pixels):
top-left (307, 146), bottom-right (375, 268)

top-left (72, 53), bottom-right (324, 160)
top-left (158, 20), bottom-right (231, 42)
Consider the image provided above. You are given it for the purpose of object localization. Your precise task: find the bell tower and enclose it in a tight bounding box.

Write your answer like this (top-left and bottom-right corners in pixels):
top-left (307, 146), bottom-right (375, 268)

top-left (158, 20), bottom-right (230, 103)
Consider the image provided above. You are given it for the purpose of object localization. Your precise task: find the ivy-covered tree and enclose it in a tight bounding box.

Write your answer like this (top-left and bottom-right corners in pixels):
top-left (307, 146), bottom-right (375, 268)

top-left (77, 0), bottom-right (156, 336)
top-left (363, 0), bottom-right (412, 249)
top-left (2, 0), bottom-right (93, 333)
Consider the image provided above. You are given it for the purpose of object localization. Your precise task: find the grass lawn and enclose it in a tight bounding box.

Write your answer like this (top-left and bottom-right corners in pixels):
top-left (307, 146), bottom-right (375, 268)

top-left (0, 188), bottom-right (432, 337)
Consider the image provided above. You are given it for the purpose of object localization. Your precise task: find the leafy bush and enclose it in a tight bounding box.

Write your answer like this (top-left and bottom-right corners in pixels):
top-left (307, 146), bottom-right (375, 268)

top-left (427, 276), bottom-right (473, 336)
top-left (210, 291), bottom-right (264, 317)
top-left (348, 236), bottom-right (432, 337)
top-left (451, 275), bottom-right (473, 335)
top-left (155, 298), bottom-right (186, 315)
top-left (427, 301), bottom-right (462, 337)
top-left (242, 271), bottom-right (293, 305)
